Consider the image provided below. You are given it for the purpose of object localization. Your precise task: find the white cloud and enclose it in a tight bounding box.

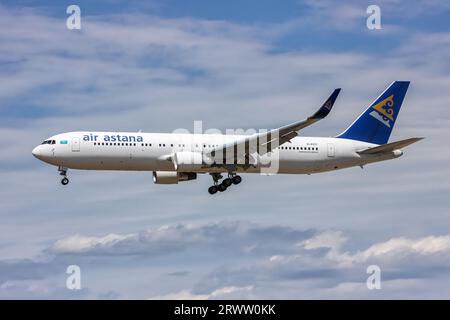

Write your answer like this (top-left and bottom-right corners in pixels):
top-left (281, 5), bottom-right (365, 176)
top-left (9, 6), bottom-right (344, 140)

top-left (48, 221), bottom-right (314, 256)
top-left (271, 231), bottom-right (450, 268)
top-left (3, 221), bottom-right (450, 298)
top-left (150, 286), bottom-right (254, 300)
top-left (301, 230), bottom-right (347, 251)
top-left (51, 233), bottom-right (133, 253)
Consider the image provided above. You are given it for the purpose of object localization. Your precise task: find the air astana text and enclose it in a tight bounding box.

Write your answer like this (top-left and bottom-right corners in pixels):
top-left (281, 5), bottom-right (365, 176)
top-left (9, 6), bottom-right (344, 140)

top-left (82, 133), bottom-right (143, 142)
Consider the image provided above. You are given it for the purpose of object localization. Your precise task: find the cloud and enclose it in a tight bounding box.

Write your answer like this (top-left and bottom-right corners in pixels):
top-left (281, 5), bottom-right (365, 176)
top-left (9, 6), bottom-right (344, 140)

top-left (281, 232), bottom-right (450, 270)
top-left (187, 225), bottom-right (450, 298)
top-left (48, 221), bottom-right (315, 256)
top-left (150, 286), bottom-right (254, 300)
top-left (359, 235), bottom-right (450, 257)
top-left (51, 233), bottom-right (133, 254)
top-left (3, 221), bottom-right (450, 298)
top-left (0, 279), bottom-right (91, 300)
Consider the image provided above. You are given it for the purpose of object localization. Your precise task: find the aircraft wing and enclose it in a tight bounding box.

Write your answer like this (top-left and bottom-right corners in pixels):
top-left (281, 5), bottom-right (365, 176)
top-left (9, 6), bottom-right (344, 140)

top-left (210, 88), bottom-right (341, 160)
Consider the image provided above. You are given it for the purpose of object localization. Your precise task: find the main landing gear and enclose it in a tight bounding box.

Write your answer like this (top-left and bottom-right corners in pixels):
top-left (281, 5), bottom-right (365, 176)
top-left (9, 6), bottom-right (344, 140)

top-left (59, 166), bottom-right (69, 185)
top-left (208, 173), bottom-right (242, 195)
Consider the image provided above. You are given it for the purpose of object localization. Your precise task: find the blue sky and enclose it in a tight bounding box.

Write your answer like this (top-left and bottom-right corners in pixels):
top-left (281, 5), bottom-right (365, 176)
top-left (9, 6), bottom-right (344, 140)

top-left (1, 0), bottom-right (450, 299)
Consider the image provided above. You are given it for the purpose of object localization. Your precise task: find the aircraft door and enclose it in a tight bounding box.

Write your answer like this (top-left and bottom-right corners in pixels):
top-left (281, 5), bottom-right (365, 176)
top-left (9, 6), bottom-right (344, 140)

top-left (327, 143), bottom-right (335, 157)
top-left (72, 137), bottom-right (80, 152)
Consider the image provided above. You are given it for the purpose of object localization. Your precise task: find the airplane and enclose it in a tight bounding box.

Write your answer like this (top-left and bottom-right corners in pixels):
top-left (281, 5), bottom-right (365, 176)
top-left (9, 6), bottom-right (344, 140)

top-left (32, 81), bottom-right (422, 194)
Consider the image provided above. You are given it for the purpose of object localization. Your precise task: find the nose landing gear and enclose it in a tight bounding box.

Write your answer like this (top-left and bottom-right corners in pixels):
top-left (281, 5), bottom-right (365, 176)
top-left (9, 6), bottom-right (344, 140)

top-left (208, 173), bottom-right (242, 194)
top-left (59, 166), bottom-right (69, 185)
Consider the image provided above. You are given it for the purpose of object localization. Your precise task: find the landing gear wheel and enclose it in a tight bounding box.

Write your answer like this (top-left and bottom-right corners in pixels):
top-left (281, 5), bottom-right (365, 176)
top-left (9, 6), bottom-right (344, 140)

top-left (232, 175), bottom-right (242, 185)
top-left (218, 183), bottom-right (227, 192)
top-left (208, 186), bottom-right (218, 195)
top-left (61, 177), bottom-right (69, 185)
top-left (222, 178), bottom-right (232, 187)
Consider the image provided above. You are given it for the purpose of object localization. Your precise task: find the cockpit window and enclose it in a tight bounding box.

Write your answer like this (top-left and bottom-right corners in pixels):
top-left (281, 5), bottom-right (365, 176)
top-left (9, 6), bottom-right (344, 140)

top-left (41, 140), bottom-right (55, 145)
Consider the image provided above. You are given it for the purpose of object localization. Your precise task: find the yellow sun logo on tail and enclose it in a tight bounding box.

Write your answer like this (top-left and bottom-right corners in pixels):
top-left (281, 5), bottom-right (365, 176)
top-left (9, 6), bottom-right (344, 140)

top-left (373, 95), bottom-right (394, 121)
top-left (369, 95), bottom-right (395, 128)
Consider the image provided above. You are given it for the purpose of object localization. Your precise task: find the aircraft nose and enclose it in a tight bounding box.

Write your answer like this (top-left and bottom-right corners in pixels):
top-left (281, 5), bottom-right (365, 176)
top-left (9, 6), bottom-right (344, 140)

top-left (32, 146), bottom-right (42, 159)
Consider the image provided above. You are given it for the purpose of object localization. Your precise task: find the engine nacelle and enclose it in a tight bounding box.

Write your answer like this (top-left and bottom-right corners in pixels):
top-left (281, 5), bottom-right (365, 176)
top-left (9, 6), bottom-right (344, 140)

top-left (173, 151), bottom-right (204, 172)
top-left (152, 171), bottom-right (197, 184)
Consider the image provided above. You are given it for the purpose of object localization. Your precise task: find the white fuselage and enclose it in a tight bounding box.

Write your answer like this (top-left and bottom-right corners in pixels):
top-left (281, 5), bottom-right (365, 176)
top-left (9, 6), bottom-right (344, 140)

top-left (32, 131), bottom-right (401, 175)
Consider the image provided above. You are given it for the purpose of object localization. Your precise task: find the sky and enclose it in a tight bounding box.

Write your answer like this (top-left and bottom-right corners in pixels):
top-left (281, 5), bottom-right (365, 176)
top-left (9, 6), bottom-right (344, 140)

top-left (0, 0), bottom-right (450, 299)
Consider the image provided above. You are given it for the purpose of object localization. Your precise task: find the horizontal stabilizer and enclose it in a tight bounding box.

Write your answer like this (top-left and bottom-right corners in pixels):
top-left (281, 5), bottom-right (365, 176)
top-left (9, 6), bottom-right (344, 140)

top-left (357, 137), bottom-right (424, 154)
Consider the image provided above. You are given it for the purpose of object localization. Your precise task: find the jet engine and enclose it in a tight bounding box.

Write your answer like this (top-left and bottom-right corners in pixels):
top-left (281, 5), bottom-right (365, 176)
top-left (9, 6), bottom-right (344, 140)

top-left (152, 171), bottom-right (197, 184)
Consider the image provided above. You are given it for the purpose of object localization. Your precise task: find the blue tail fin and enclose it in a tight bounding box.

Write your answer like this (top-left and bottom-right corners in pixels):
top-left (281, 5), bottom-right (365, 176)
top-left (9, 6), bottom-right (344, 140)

top-left (337, 81), bottom-right (410, 145)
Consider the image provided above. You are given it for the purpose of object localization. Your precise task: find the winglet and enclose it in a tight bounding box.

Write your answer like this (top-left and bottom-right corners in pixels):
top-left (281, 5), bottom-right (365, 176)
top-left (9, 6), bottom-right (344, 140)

top-left (310, 88), bottom-right (341, 119)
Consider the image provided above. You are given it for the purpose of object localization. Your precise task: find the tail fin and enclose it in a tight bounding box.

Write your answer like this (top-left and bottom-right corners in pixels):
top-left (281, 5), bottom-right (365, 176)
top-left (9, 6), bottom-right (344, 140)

top-left (337, 81), bottom-right (410, 145)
